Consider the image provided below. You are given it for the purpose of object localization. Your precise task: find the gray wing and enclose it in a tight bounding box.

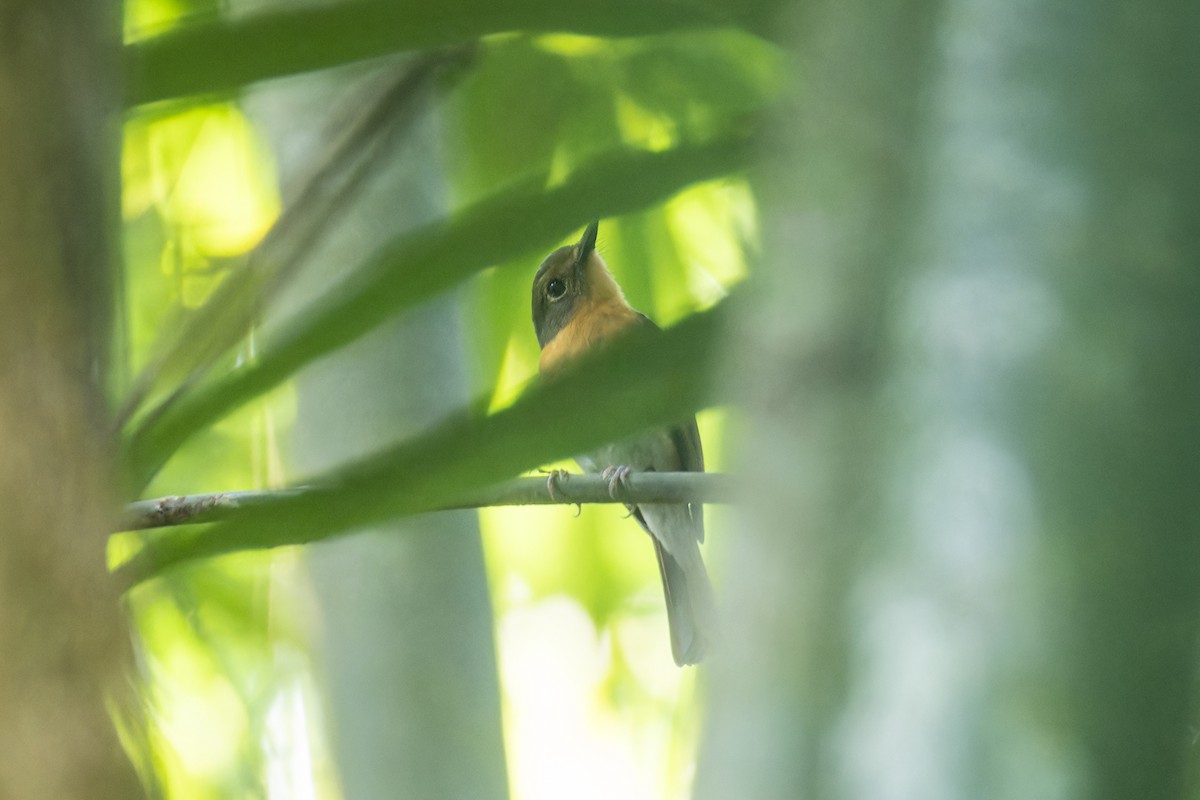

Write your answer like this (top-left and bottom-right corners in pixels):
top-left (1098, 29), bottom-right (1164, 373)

top-left (625, 314), bottom-right (714, 662)
top-left (636, 311), bottom-right (706, 543)
top-left (670, 417), bottom-right (705, 474)
top-left (668, 416), bottom-right (705, 543)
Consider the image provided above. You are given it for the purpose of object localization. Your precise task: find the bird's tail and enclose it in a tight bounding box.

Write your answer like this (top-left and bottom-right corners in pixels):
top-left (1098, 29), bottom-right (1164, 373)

top-left (654, 539), bottom-right (717, 667)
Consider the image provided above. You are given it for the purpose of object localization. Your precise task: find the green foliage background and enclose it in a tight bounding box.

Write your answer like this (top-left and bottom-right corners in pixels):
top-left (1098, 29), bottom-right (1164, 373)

top-left (96, 0), bottom-right (1200, 798)
top-left (116, 1), bottom-right (780, 797)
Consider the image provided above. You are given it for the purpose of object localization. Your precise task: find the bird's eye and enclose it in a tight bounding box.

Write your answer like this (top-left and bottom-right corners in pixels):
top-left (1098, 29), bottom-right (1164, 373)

top-left (546, 278), bottom-right (566, 300)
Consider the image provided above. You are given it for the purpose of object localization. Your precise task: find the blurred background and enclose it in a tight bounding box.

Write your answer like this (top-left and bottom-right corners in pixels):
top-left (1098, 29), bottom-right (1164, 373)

top-left (1, 0), bottom-right (1197, 799)
top-left (117, 2), bottom-right (769, 799)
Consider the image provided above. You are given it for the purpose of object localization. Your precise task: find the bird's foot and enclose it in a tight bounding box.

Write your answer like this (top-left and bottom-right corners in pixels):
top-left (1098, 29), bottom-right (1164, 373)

top-left (541, 468), bottom-right (572, 502)
top-left (601, 465), bottom-right (635, 499)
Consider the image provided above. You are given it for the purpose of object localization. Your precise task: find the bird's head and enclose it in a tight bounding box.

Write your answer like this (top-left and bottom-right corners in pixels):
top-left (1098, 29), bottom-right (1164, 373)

top-left (531, 221), bottom-right (628, 348)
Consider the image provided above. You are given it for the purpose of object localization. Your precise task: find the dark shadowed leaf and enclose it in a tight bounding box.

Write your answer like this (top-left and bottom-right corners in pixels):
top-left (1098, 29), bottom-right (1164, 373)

top-left (125, 0), bottom-right (785, 107)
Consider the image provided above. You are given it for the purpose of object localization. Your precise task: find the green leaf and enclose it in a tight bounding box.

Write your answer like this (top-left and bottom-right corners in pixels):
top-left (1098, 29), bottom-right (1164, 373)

top-left (450, 32), bottom-right (785, 202)
top-left (450, 33), bottom-right (779, 400)
top-left (123, 131), bottom-right (756, 490)
top-left (119, 49), bottom-right (471, 428)
top-left (125, 0), bottom-right (785, 107)
top-left (116, 292), bottom-right (736, 589)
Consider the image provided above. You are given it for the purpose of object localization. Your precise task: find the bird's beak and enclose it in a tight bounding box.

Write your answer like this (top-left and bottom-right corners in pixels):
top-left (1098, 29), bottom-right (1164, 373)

top-left (576, 221), bottom-right (599, 266)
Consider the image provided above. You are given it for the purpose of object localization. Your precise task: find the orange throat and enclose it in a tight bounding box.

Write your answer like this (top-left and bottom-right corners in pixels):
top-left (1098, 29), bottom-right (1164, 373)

top-left (539, 298), bottom-right (639, 375)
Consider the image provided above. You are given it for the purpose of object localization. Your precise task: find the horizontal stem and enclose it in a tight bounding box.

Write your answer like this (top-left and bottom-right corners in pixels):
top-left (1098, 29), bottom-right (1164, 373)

top-left (120, 472), bottom-right (736, 531)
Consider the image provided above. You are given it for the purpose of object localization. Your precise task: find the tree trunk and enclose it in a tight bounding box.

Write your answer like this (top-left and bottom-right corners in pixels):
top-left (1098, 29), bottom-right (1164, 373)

top-left (0, 3), bottom-right (142, 798)
top-left (248, 64), bottom-right (509, 799)
top-left (700, 1), bottom-right (1200, 798)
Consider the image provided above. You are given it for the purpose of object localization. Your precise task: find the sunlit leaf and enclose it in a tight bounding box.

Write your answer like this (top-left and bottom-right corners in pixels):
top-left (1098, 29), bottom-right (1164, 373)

top-left (119, 51), bottom-right (472, 432)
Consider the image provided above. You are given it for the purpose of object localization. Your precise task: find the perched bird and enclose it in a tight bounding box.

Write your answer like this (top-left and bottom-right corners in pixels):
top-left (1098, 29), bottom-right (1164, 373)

top-left (531, 220), bottom-right (716, 666)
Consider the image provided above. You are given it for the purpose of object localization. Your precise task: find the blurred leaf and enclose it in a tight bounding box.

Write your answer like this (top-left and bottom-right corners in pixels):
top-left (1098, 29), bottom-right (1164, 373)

top-left (119, 49), bottom-right (472, 429)
top-left (450, 33), bottom-right (778, 401)
top-left (125, 0), bottom-right (220, 42)
top-left (125, 0), bottom-right (784, 106)
top-left (450, 32), bottom-right (784, 201)
top-left (448, 37), bottom-right (623, 203)
top-left (608, 212), bottom-right (679, 313)
top-left (123, 131), bottom-right (757, 490)
top-left (617, 30), bottom-right (786, 135)
top-left (116, 292), bottom-right (736, 589)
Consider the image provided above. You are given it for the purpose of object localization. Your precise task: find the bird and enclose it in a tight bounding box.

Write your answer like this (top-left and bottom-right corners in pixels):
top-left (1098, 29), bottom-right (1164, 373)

top-left (531, 220), bottom-right (716, 666)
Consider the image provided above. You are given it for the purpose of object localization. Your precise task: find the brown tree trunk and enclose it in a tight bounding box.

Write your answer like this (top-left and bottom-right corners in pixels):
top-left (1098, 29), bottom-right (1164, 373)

top-left (0, 4), bottom-right (142, 798)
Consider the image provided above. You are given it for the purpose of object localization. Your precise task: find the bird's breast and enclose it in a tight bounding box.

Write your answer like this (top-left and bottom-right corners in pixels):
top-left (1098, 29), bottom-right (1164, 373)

top-left (579, 428), bottom-right (683, 475)
top-left (538, 299), bottom-right (640, 375)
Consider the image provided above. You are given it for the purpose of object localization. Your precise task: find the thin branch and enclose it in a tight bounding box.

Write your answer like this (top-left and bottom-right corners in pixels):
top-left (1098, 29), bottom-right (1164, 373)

top-left (120, 472), bottom-right (736, 531)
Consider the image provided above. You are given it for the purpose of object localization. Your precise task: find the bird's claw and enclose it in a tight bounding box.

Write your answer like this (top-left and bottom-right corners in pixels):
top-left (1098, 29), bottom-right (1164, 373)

top-left (542, 468), bottom-right (571, 502)
top-left (601, 465), bottom-right (634, 499)
top-left (541, 469), bottom-right (581, 515)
